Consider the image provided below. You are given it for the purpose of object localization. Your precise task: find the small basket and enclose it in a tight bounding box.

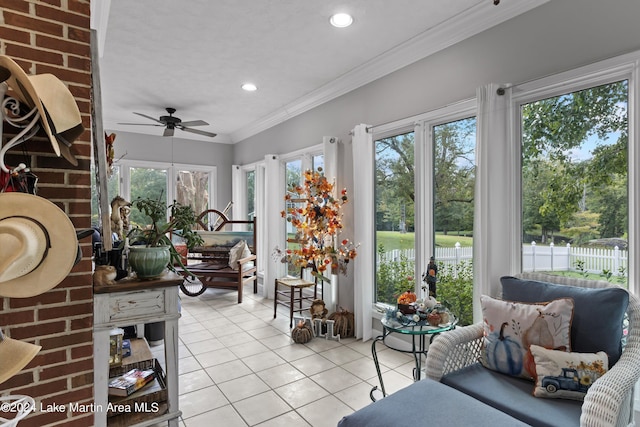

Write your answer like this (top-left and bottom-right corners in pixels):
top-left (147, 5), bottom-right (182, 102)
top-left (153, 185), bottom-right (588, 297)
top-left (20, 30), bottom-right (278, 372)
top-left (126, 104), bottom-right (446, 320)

top-left (397, 303), bottom-right (417, 315)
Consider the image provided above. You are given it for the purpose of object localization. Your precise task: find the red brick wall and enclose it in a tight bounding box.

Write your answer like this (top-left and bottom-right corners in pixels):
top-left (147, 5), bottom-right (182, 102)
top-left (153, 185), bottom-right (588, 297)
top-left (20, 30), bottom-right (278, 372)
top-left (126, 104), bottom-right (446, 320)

top-left (0, 1), bottom-right (93, 426)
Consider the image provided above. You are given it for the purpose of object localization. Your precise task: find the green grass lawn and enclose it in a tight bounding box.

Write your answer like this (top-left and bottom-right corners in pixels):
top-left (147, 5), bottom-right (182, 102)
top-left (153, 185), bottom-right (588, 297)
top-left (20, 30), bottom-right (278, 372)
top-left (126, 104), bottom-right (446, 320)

top-left (436, 233), bottom-right (473, 247)
top-left (376, 231), bottom-right (415, 250)
top-left (375, 231), bottom-right (473, 250)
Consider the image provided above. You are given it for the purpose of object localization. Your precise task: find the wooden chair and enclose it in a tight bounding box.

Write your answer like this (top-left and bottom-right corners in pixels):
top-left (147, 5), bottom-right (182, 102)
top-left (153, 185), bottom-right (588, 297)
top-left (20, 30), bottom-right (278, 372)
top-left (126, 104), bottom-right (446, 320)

top-left (177, 209), bottom-right (257, 303)
top-left (274, 267), bottom-right (318, 327)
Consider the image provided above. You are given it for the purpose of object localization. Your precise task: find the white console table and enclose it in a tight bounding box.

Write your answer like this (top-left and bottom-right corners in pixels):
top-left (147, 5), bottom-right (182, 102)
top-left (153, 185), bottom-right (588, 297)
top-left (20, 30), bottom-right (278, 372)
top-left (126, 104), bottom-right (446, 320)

top-left (93, 273), bottom-right (182, 427)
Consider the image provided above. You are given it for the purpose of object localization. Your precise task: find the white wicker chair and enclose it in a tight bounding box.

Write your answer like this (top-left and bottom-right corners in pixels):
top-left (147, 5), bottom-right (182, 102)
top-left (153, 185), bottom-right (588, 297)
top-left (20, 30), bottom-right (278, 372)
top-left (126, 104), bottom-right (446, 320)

top-left (425, 273), bottom-right (640, 427)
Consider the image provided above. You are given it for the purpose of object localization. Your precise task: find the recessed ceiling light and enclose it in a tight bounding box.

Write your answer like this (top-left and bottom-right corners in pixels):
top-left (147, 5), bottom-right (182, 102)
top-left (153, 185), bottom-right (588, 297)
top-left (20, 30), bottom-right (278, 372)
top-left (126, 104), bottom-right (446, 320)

top-left (242, 83), bottom-right (257, 92)
top-left (330, 13), bottom-right (353, 28)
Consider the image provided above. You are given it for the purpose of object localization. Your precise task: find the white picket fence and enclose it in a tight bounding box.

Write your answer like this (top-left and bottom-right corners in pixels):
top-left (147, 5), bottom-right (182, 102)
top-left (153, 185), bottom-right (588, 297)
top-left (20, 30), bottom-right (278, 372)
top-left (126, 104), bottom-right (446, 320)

top-left (523, 242), bottom-right (627, 275)
top-left (378, 242), bottom-right (628, 276)
top-left (377, 243), bottom-right (472, 267)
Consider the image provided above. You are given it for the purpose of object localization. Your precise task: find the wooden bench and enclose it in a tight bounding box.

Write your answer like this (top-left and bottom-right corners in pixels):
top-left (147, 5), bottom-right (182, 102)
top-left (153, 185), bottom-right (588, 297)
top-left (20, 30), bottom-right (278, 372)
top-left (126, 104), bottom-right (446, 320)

top-left (177, 209), bottom-right (257, 303)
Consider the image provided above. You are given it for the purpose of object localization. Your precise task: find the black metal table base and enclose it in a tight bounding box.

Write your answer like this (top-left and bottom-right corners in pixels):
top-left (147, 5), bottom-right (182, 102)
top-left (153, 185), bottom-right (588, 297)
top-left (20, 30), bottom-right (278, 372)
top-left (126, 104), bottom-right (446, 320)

top-left (370, 328), bottom-right (438, 401)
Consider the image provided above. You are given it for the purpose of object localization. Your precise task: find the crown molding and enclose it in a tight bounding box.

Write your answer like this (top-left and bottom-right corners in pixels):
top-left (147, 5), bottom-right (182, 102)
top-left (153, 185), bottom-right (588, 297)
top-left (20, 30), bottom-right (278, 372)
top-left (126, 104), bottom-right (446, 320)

top-left (232, 0), bottom-right (549, 143)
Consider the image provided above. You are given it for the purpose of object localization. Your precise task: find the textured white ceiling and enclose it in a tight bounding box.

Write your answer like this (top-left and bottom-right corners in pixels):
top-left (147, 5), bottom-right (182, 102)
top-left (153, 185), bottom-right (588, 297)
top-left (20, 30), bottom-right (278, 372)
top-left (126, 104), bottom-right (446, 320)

top-left (97, 0), bottom-right (542, 143)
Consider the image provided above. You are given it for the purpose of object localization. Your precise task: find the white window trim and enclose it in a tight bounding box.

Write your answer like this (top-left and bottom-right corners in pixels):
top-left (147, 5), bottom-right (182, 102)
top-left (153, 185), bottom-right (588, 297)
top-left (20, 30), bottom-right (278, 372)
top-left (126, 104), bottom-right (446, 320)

top-left (510, 50), bottom-right (639, 297)
top-left (234, 143), bottom-right (330, 298)
top-left (278, 143), bottom-right (323, 164)
top-left (117, 159), bottom-right (217, 215)
top-left (231, 165), bottom-right (245, 223)
top-left (417, 101), bottom-right (477, 288)
top-left (369, 99), bottom-right (476, 305)
top-left (233, 160), bottom-right (262, 223)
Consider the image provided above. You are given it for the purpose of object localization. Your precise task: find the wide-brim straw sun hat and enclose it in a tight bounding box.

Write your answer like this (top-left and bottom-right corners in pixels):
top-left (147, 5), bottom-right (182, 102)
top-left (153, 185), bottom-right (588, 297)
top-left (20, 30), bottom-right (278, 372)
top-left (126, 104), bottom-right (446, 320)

top-left (0, 328), bottom-right (41, 385)
top-left (0, 192), bottom-right (78, 298)
top-left (0, 55), bottom-right (84, 166)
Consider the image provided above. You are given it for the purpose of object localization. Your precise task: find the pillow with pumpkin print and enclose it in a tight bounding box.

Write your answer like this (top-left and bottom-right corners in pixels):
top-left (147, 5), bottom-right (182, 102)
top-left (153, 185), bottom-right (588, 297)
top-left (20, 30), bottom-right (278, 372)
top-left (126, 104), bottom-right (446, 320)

top-left (530, 344), bottom-right (608, 401)
top-left (480, 295), bottom-right (574, 380)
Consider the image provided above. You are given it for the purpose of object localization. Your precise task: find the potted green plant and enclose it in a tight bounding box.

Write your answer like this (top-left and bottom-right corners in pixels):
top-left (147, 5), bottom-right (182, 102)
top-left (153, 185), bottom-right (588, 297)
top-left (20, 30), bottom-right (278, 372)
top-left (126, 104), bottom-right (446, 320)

top-left (127, 197), bottom-right (203, 279)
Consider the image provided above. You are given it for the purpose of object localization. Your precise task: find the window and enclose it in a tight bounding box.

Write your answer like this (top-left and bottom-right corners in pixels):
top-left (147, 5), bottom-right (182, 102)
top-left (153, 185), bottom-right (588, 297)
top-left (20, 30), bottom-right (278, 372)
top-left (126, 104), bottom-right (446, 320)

top-left (375, 131), bottom-right (415, 305)
top-left (280, 152), bottom-right (325, 278)
top-left (246, 169), bottom-right (255, 221)
top-left (128, 166), bottom-right (168, 228)
top-left (175, 169), bottom-right (210, 217)
top-left (92, 160), bottom-right (216, 232)
top-left (432, 117), bottom-right (476, 325)
top-left (285, 159), bottom-right (303, 276)
top-left (520, 81), bottom-right (628, 287)
top-left (91, 164), bottom-right (121, 227)
top-left (371, 111), bottom-right (476, 314)
top-left (312, 154), bottom-right (324, 171)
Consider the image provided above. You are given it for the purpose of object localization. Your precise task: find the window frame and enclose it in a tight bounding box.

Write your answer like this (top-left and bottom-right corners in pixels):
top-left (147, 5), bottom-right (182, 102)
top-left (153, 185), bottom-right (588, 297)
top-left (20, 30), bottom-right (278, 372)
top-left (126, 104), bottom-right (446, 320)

top-left (281, 147), bottom-right (324, 279)
top-left (371, 99), bottom-right (477, 305)
top-left (511, 53), bottom-right (638, 296)
top-left (373, 128), bottom-right (416, 304)
top-left (232, 144), bottom-right (325, 297)
top-left (117, 159), bottom-right (217, 218)
top-left (234, 160), bottom-right (265, 278)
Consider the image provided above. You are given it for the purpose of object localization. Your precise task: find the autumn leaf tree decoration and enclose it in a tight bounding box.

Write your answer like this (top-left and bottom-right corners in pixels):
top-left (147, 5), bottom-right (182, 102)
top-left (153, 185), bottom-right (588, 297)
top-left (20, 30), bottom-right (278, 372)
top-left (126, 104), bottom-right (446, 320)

top-left (277, 168), bottom-right (357, 282)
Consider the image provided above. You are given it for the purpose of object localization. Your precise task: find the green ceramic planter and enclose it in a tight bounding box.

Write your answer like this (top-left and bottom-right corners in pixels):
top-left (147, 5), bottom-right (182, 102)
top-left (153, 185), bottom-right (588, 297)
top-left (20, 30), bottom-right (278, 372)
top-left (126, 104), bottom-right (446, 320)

top-left (128, 246), bottom-right (170, 279)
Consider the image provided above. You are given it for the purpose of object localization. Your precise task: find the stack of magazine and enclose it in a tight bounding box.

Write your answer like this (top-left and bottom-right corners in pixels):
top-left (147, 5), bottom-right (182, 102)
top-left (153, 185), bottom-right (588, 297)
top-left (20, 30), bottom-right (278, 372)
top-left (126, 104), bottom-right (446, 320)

top-left (108, 368), bottom-right (155, 397)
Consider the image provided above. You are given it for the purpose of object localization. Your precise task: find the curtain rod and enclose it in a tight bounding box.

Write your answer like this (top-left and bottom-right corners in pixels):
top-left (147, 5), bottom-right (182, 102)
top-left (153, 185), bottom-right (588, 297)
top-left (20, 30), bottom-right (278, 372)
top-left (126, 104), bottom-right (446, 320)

top-left (359, 94), bottom-right (491, 135)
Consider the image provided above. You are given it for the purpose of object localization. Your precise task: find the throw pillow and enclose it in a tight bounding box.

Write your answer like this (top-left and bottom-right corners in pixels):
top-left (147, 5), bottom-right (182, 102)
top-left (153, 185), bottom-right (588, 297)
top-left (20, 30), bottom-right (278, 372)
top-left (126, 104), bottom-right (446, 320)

top-left (228, 240), bottom-right (250, 270)
top-left (530, 344), bottom-right (608, 401)
top-left (501, 276), bottom-right (629, 366)
top-left (480, 295), bottom-right (574, 379)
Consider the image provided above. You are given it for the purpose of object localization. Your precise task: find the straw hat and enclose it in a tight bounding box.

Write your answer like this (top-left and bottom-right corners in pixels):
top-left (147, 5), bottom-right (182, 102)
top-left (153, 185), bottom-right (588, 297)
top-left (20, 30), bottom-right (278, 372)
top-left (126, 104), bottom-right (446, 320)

top-left (0, 55), bottom-right (84, 166)
top-left (0, 192), bottom-right (78, 298)
top-left (0, 328), bottom-right (41, 385)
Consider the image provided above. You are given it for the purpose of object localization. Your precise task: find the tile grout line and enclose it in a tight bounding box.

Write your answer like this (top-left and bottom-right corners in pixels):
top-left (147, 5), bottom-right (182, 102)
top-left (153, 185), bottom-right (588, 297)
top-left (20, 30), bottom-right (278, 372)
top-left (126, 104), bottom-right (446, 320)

top-left (156, 285), bottom-right (416, 426)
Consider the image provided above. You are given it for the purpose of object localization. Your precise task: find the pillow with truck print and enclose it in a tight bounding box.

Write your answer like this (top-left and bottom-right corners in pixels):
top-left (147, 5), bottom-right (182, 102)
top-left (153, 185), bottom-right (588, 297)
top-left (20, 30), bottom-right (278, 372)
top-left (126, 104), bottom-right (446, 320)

top-left (530, 344), bottom-right (608, 401)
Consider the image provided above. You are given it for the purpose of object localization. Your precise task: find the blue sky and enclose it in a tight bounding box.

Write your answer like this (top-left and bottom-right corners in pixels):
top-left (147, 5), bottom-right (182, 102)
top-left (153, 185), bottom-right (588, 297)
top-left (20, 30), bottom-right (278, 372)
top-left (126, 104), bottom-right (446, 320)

top-left (569, 130), bottom-right (621, 162)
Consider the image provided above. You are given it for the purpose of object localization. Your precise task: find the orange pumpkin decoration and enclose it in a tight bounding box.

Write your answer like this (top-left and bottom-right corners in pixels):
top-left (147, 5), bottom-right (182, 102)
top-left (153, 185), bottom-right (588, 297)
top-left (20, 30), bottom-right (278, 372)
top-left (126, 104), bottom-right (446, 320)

top-left (397, 291), bottom-right (417, 305)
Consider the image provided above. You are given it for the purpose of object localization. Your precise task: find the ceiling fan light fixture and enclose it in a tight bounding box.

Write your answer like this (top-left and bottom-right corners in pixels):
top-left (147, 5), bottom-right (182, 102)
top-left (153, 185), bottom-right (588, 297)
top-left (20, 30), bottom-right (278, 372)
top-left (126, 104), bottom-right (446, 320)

top-left (330, 13), bottom-right (353, 28)
top-left (120, 108), bottom-right (217, 138)
top-left (242, 83), bottom-right (257, 92)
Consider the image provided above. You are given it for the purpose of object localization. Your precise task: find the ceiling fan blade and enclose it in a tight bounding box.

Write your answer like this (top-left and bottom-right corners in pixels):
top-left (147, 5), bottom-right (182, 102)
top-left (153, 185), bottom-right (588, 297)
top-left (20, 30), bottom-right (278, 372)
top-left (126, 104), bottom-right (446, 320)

top-left (133, 112), bottom-right (164, 124)
top-left (179, 120), bottom-right (209, 127)
top-left (163, 127), bottom-right (175, 137)
top-left (118, 122), bottom-right (163, 126)
top-left (179, 126), bottom-right (217, 138)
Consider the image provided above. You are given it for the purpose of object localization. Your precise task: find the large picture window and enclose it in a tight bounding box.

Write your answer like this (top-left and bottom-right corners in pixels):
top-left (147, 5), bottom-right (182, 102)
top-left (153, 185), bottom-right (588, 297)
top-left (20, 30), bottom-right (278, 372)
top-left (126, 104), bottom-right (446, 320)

top-left (91, 160), bottom-right (216, 232)
top-left (520, 80), bottom-right (629, 286)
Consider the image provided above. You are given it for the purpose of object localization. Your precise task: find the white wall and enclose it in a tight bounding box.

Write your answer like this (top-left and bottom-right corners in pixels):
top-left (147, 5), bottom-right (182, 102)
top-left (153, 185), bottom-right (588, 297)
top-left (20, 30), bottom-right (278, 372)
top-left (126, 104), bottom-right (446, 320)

top-left (231, 0), bottom-right (640, 310)
top-left (235, 0), bottom-right (640, 166)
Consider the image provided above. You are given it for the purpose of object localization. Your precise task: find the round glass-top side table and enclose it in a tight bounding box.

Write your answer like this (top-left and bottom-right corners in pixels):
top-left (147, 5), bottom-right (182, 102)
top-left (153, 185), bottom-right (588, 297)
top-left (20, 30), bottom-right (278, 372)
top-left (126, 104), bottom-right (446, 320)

top-left (370, 314), bottom-right (457, 401)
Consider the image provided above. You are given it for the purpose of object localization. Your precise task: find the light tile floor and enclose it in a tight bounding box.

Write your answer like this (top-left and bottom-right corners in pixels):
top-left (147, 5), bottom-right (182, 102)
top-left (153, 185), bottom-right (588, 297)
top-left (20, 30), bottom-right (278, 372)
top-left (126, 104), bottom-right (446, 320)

top-left (149, 284), bottom-right (415, 427)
